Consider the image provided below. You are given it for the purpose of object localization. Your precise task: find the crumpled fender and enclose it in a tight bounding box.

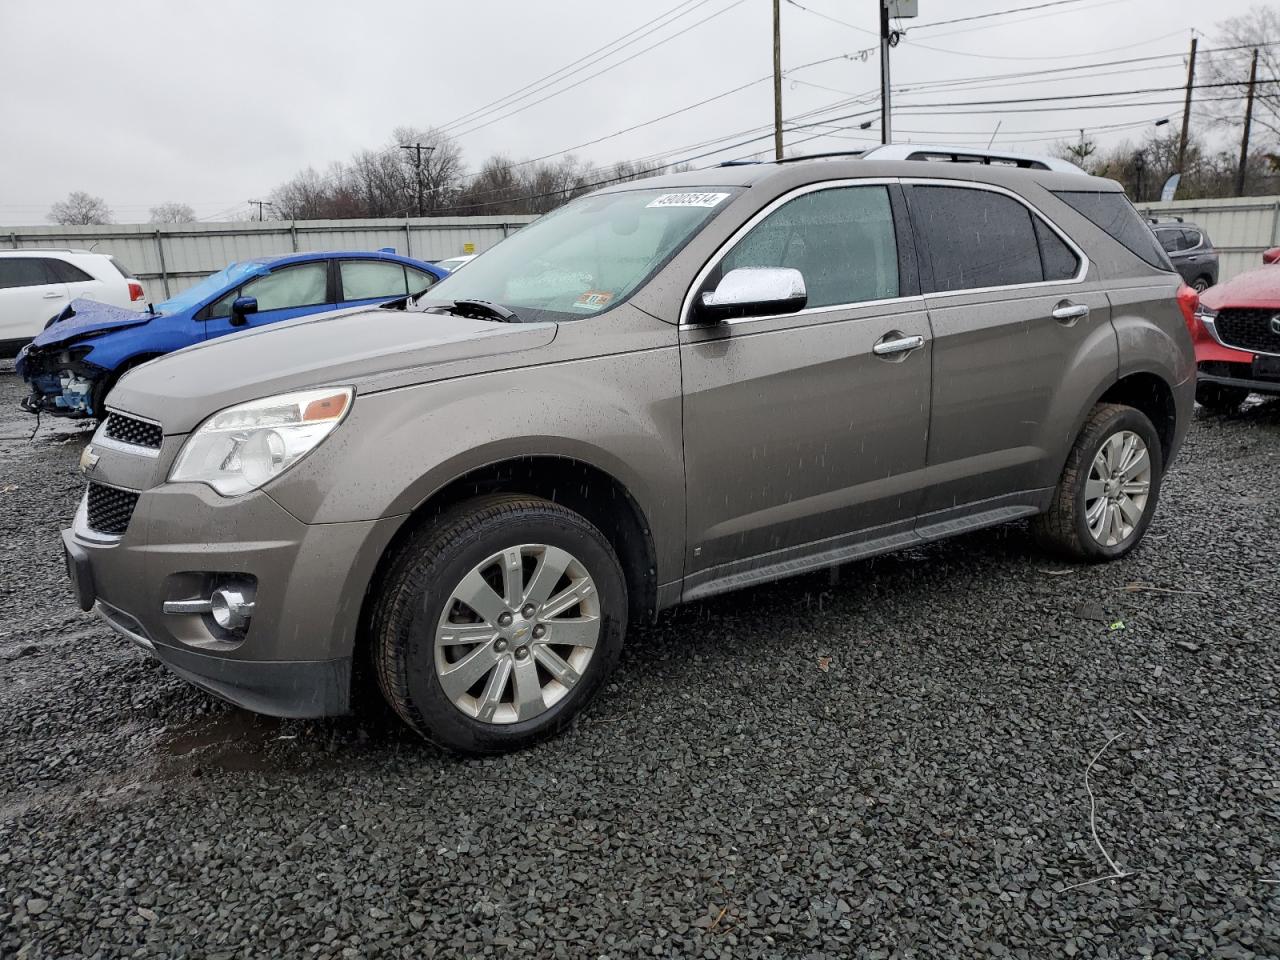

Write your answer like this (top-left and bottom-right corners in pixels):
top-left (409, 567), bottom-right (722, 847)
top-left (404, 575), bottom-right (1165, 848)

top-left (30, 298), bottom-right (153, 349)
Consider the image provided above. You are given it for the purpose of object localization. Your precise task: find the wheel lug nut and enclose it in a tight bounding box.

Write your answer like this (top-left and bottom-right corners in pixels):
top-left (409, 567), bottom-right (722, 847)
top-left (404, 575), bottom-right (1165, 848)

top-left (515, 647), bottom-right (529, 660)
top-left (532, 624), bottom-right (546, 639)
top-left (498, 612), bottom-right (513, 627)
top-left (521, 603), bottom-right (536, 618)
top-left (494, 639), bottom-right (508, 652)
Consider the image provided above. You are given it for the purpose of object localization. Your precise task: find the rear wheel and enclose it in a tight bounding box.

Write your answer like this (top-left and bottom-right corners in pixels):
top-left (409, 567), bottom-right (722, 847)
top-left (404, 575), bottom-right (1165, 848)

top-left (370, 495), bottom-right (627, 754)
top-left (1195, 381), bottom-right (1249, 412)
top-left (1034, 403), bottom-right (1163, 562)
top-left (1191, 275), bottom-right (1213, 294)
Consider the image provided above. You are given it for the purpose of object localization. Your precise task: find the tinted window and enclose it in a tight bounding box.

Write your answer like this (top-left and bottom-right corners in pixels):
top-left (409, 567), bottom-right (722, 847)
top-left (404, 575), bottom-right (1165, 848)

top-left (1154, 228), bottom-right (1181, 253)
top-left (912, 186), bottom-right (1042, 292)
top-left (241, 262), bottom-right (328, 311)
top-left (1034, 218), bottom-right (1081, 281)
top-left (341, 260), bottom-right (407, 300)
top-left (206, 289), bottom-right (238, 319)
top-left (47, 258), bottom-right (94, 283)
top-left (717, 185), bottom-right (899, 308)
top-left (1183, 229), bottom-right (1202, 250)
top-left (0, 258), bottom-right (53, 289)
top-left (1053, 190), bottom-right (1172, 270)
top-left (407, 267), bottom-right (438, 295)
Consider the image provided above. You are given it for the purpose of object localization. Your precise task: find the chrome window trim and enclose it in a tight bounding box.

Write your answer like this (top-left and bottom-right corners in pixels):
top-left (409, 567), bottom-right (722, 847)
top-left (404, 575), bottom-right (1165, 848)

top-left (679, 176), bottom-right (1089, 328)
top-left (899, 177), bottom-right (1089, 298)
top-left (679, 177), bottom-right (913, 329)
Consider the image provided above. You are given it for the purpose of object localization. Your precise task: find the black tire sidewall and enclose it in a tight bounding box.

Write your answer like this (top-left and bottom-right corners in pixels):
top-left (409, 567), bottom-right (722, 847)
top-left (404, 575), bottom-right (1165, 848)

top-left (1070, 408), bottom-right (1164, 561)
top-left (398, 508), bottom-right (626, 753)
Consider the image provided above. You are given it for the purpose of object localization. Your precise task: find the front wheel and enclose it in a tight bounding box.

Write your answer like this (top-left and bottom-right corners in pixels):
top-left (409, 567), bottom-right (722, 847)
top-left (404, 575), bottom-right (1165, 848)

top-left (1033, 403), bottom-right (1163, 562)
top-left (370, 495), bottom-right (627, 754)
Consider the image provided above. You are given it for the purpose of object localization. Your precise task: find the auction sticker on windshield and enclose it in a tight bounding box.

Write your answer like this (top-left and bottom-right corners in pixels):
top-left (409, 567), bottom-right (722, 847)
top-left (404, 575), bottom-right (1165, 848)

top-left (572, 290), bottom-right (614, 311)
top-left (646, 192), bottom-right (730, 208)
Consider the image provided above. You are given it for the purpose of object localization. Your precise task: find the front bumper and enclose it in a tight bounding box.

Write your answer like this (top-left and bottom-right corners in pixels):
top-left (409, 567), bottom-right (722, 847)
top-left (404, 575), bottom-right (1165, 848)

top-left (65, 480), bottom-right (404, 718)
top-left (1197, 359), bottom-right (1280, 396)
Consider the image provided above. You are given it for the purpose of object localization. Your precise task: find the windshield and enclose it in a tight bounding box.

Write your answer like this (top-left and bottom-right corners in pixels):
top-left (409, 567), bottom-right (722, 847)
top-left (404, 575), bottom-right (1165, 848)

top-left (418, 186), bottom-right (739, 322)
top-left (154, 260), bottom-right (270, 315)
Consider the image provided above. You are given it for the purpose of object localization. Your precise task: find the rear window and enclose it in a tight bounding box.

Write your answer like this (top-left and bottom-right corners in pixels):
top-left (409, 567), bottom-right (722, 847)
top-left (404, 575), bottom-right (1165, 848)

top-left (1053, 191), bottom-right (1172, 271)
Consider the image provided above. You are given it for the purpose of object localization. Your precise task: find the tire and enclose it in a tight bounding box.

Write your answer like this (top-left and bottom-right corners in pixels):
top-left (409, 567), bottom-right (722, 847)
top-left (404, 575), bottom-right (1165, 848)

top-left (1191, 275), bottom-right (1213, 294)
top-left (370, 494), bottom-right (627, 754)
top-left (1195, 381), bottom-right (1249, 412)
top-left (1033, 403), bottom-right (1164, 562)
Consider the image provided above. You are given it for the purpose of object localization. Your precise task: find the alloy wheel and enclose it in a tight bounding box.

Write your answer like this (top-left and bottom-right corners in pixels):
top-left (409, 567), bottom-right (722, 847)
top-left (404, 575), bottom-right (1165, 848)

top-left (434, 544), bottom-right (600, 724)
top-left (1084, 430), bottom-right (1151, 547)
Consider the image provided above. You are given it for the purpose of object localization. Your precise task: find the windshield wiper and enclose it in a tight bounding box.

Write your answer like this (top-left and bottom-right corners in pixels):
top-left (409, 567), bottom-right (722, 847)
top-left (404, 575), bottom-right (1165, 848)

top-left (429, 299), bottom-right (521, 323)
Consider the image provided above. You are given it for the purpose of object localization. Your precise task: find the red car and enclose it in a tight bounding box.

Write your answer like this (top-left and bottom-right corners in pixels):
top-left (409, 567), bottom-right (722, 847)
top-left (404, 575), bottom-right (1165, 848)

top-left (1187, 247), bottom-right (1280, 410)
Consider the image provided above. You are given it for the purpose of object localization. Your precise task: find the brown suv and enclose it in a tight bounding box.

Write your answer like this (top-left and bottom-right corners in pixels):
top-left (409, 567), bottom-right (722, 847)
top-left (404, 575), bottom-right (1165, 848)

top-left (63, 154), bottom-right (1195, 753)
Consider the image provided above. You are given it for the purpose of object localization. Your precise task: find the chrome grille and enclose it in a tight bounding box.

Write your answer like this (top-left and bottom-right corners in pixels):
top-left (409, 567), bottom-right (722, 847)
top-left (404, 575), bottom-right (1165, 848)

top-left (86, 482), bottom-right (139, 536)
top-left (1215, 309), bottom-right (1280, 355)
top-left (103, 412), bottom-right (163, 449)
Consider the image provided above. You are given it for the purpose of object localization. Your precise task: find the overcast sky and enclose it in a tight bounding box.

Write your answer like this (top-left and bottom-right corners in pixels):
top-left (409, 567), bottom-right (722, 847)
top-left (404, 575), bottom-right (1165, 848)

top-left (0, 0), bottom-right (1264, 225)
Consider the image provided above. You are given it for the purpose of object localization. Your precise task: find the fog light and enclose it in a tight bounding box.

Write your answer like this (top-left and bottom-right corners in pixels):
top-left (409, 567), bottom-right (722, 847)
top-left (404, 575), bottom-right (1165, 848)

top-left (210, 585), bottom-right (255, 631)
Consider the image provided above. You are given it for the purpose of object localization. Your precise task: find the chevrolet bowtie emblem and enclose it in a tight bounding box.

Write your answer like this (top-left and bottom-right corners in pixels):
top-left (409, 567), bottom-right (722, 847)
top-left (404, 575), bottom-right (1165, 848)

top-left (79, 445), bottom-right (99, 475)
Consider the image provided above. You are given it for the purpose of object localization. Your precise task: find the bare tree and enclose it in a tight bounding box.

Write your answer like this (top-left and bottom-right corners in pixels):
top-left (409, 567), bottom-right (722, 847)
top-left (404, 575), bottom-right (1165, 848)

top-left (48, 191), bottom-right (113, 225)
top-left (148, 201), bottom-right (195, 223)
top-left (1202, 6), bottom-right (1280, 144)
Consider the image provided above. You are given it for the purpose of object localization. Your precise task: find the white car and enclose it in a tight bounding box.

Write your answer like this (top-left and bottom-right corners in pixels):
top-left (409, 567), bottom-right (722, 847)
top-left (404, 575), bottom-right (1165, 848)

top-left (0, 249), bottom-right (146, 357)
top-left (435, 254), bottom-right (476, 273)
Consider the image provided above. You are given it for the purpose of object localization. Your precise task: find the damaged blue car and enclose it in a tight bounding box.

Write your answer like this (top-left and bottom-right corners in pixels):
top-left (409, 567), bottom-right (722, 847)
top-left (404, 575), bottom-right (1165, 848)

top-left (17, 250), bottom-right (445, 417)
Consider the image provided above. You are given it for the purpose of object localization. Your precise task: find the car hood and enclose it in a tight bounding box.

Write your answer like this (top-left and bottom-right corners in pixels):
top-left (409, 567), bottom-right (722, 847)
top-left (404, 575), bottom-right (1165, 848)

top-left (30, 298), bottom-right (154, 349)
top-left (109, 305), bottom-right (558, 434)
top-left (1200, 266), bottom-right (1280, 311)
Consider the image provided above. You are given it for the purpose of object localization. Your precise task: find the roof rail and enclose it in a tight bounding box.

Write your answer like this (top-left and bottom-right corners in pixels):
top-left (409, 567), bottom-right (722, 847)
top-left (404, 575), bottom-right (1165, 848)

top-left (859, 143), bottom-right (1085, 174)
top-left (775, 150), bottom-right (869, 164)
top-left (717, 159), bottom-right (762, 167)
top-left (1146, 215), bottom-right (1185, 224)
top-left (1, 247), bottom-right (96, 255)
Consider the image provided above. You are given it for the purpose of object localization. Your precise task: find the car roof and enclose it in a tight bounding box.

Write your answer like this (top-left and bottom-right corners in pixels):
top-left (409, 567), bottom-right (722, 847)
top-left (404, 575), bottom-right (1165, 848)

top-left (0, 248), bottom-right (101, 257)
top-left (594, 153), bottom-right (1118, 197)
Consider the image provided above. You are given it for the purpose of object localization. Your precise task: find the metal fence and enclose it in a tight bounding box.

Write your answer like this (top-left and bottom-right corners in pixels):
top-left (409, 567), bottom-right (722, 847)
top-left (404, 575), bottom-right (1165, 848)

top-left (0, 216), bottom-right (539, 299)
top-left (1136, 195), bottom-right (1280, 283)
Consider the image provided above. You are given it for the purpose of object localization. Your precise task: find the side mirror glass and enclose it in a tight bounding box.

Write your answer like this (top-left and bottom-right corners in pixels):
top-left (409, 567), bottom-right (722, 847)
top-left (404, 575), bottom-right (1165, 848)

top-left (1263, 247), bottom-right (1280, 265)
top-left (230, 296), bottom-right (258, 326)
top-left (693, 267), bottom-right (807, 323)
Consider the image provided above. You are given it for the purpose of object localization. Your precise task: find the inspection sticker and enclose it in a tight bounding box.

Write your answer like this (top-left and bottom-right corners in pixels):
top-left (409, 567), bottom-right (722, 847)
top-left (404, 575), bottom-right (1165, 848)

top-left (646, 192), bottom-right (730, 208)
top-left (572, 290), bottom-right (614, 310)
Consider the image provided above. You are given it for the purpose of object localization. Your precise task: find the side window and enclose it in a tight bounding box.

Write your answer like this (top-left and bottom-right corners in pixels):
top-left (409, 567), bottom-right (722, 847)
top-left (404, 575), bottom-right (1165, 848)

top-left (911, 186), bottom-right (1043, 292)
top-left (46, 259), bottom-right (94, 283)
top-left (340, 260), bottom-right (408, 300)
top-left (1182, 229), bottom-right (1202, 250)
top-left (1154, 229), bottom-right (1181, 253)
top-left (716, 185), bottom-right (899, 309)
top-left (0, 258), bottom-right (55, 289)
top-left (241, 262), bottom-right (328, 311)
top-left (1033, 218), bottom-right (1081, 282)
top-left (207, 289), bottom-right (238, 319)
top-left (407, 267), bottom-right (438, 296)
top-left (1052, 190), bottom-right (1172, 271)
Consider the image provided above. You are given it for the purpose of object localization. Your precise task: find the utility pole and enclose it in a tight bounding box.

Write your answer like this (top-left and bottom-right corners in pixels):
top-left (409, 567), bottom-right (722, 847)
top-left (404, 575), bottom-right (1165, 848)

top-left (1235, 48), bottom-right (1258, 197)
top-left (772, 0), bottom-right (783, 160)
top-left (1177, 35), bottom-right (1197, 172)
top-left (247, 199), bottom-right (272, 221)
top-left (400, 143), bottom-right (435, 217)
top-left (879, 0), bottom-right (892, 144)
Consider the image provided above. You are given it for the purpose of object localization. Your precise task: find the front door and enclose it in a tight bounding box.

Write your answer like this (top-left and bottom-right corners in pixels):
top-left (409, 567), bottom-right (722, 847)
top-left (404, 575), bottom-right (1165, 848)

top-left (201, 260), bottom-right (333, 339)
top-left (680, 182), bottom-right (932, 595)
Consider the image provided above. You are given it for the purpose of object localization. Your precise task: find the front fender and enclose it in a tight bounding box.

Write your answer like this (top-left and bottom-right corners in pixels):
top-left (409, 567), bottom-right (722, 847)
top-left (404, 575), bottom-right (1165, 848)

top-left (264, 348), bottom-right (686, 583)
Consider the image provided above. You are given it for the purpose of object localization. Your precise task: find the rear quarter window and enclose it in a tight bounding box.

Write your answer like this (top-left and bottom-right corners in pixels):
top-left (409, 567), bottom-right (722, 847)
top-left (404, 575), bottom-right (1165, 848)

top-left (47, 258), bottom-right (95, 283)
top-left (1053, 190), bottom-right (1173, 271)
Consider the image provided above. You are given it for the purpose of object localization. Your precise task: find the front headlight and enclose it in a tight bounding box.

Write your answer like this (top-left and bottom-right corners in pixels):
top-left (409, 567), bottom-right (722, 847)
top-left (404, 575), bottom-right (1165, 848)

top-left (169, 387), bottom-right (353, 497)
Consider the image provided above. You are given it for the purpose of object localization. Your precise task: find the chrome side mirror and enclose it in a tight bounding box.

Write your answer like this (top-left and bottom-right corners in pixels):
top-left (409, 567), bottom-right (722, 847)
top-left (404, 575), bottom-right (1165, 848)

top-left (693, 267), bottom-right (807, 323)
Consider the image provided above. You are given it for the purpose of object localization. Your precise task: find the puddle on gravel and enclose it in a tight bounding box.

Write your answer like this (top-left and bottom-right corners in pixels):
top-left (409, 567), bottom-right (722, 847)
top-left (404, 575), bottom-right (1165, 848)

top-left (157, 710), bottom-right (290, 775)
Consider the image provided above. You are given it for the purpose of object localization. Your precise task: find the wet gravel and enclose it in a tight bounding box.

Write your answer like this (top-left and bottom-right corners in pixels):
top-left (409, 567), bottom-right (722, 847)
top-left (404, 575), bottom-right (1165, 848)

top-left (1, 363), bottom-right (1278, 959)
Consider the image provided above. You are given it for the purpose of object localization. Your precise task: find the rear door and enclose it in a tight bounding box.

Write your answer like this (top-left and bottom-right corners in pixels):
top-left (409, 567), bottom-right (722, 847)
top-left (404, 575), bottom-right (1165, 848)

top-left (904, 181), bottom-right (1113, 518)
top-left (0, 258), bottom-right (67, 343)
top-left (200, 260), bottom-right (333, 338)
top-left (680, 181), bottom-right (933, 589)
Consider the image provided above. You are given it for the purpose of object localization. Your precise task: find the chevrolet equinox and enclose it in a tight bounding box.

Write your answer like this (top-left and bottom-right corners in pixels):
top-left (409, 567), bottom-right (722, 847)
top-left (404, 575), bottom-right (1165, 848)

top-left (64, 154), bottom-right (1196, 753)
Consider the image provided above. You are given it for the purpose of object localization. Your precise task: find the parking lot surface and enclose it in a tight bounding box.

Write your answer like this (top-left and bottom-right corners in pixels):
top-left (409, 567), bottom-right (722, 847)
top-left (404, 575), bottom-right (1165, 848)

top-left (1, 364), bottom-right (1277, 959)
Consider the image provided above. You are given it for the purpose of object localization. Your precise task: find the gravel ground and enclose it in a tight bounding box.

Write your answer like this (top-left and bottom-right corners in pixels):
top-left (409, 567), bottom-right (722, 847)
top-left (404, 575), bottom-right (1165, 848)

top-left (1, 363), bottom-right (1277, 960)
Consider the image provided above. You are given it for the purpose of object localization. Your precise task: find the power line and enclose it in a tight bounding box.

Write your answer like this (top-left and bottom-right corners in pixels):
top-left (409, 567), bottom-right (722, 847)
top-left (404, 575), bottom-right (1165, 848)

top-left (910, 0), bottom-right (1090, 32)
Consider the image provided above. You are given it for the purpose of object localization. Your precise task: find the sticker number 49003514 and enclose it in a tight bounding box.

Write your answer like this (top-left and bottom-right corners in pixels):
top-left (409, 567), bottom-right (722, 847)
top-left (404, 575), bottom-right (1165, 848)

top-left (646, 192), bottom-right (730, 208)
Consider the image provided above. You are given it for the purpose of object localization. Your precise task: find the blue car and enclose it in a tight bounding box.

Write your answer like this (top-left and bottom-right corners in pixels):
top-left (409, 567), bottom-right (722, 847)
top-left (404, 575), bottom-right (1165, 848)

top-left (17, 250), bottom-right (446, 417)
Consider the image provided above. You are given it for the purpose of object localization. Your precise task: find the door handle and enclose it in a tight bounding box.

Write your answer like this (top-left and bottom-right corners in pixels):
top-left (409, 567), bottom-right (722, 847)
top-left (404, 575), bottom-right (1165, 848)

top-left (1051, 301), bottom-right (1090, 324)
top-left (42, 291), bottom-right (62, 299)
top-left (872, 333), bottom-right (925, 357)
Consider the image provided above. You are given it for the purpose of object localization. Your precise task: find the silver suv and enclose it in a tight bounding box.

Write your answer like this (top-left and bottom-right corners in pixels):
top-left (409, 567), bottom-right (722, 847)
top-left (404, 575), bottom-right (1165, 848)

top-left (64, 155), bottom-right (1195, 753)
